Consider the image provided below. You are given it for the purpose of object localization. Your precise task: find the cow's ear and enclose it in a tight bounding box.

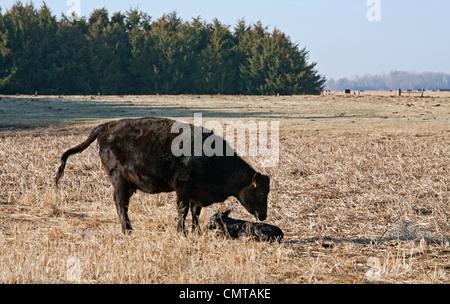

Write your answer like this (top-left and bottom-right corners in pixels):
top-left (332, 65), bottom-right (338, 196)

top-left (252, 172), bottom-right (262, 188)
top-left (222, 209), bottom-right (232, 217)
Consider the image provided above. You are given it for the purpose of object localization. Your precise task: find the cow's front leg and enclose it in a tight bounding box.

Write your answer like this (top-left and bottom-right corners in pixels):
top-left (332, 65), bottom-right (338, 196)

top-left (190, 204), bottom-right (202, 233)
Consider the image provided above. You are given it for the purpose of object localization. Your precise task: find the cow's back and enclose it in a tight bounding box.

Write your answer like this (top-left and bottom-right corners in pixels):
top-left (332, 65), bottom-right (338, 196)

top-left (97, 117), bottom-right (190, 193)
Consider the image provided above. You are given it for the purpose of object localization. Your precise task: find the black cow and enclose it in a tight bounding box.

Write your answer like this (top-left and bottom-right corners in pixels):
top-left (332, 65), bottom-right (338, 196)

top-left (206, 209), bottom-right (283, 242)
top-left (55, 117), bottom-right (270, 234)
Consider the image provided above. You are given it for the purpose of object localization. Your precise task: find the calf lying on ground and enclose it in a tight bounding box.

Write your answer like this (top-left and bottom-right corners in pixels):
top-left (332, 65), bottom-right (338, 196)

top-left (55, 117), bottom-right (270, 234)
top-left (206, 209), bottom-right (283, 242)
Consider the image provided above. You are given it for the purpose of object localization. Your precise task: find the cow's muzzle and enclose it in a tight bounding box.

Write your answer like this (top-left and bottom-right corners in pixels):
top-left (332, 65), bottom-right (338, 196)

top-left (255, 211), bottom-right (267, 221)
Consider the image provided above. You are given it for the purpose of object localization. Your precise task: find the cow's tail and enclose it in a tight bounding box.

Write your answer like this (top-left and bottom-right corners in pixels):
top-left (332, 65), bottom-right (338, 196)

top-left (55, 124), bottom-right (105, 188)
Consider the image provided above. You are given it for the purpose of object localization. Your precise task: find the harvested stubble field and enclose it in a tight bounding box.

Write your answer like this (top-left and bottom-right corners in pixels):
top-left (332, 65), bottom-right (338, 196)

top-left (0, 94), bottom-right (448, 284)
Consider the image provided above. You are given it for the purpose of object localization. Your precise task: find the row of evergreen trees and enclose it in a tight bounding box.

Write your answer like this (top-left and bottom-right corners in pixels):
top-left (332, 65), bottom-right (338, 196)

top-left (0, 2), bottom-right (325, 95)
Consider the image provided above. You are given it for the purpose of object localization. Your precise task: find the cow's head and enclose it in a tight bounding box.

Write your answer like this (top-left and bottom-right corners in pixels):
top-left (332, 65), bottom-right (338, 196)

top-left (239, 173), bottom-right (270, 221)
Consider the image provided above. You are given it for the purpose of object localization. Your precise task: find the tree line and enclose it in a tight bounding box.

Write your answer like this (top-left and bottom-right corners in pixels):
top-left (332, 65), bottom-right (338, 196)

top-left (0, 2), bottom-right (325, 95)
top-left (326, 71), bottom-right (450, 91)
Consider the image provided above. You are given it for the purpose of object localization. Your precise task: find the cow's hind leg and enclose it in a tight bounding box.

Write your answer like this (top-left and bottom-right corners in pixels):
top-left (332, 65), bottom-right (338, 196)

top-left (191, 204), bottom-right (202, 233)
top-left (175, 188), bottom-right (192, 234)
top-left (111, 172), bottom-right (133, 234)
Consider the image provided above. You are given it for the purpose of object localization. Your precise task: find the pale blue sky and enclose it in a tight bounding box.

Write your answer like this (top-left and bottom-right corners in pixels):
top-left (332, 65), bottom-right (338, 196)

top-left (1, 0), bottom-right (449, 80)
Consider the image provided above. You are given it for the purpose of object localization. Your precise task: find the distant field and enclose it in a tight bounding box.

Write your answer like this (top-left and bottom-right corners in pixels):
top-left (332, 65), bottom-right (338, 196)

top-left (0, 94), bottom-right (448, 283)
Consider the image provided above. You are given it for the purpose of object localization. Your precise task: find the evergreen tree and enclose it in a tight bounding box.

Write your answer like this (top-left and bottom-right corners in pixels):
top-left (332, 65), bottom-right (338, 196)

top-left (176, 17), bottom-right (209, 93)
top-left (0, 2), bottom-right (325, 95)
top-left (0, 7), bottom-right (13, 90)
top-left (1, 3), bottom-right (45, 93)
top-left (237, 21), bottom-right (269, 94)
top-left (126, 8), bottom-right (154, 94)
top-left (195, 19), bottom-right (238, 94)
top-left (87, 8), bottom-right (131, 94)
top-left (51, 15), bottom-right (92, 94)
top-left (149, 12), bottom-right (184, 94)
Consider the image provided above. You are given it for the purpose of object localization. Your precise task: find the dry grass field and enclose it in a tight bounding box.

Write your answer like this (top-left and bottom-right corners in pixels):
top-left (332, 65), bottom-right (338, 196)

top-left (0, 93), bottom-right (448, 284)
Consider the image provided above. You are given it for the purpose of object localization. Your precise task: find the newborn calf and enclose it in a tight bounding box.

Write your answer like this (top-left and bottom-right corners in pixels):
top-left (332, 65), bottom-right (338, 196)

top-left (206, 209), bottom-right (283, 242)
